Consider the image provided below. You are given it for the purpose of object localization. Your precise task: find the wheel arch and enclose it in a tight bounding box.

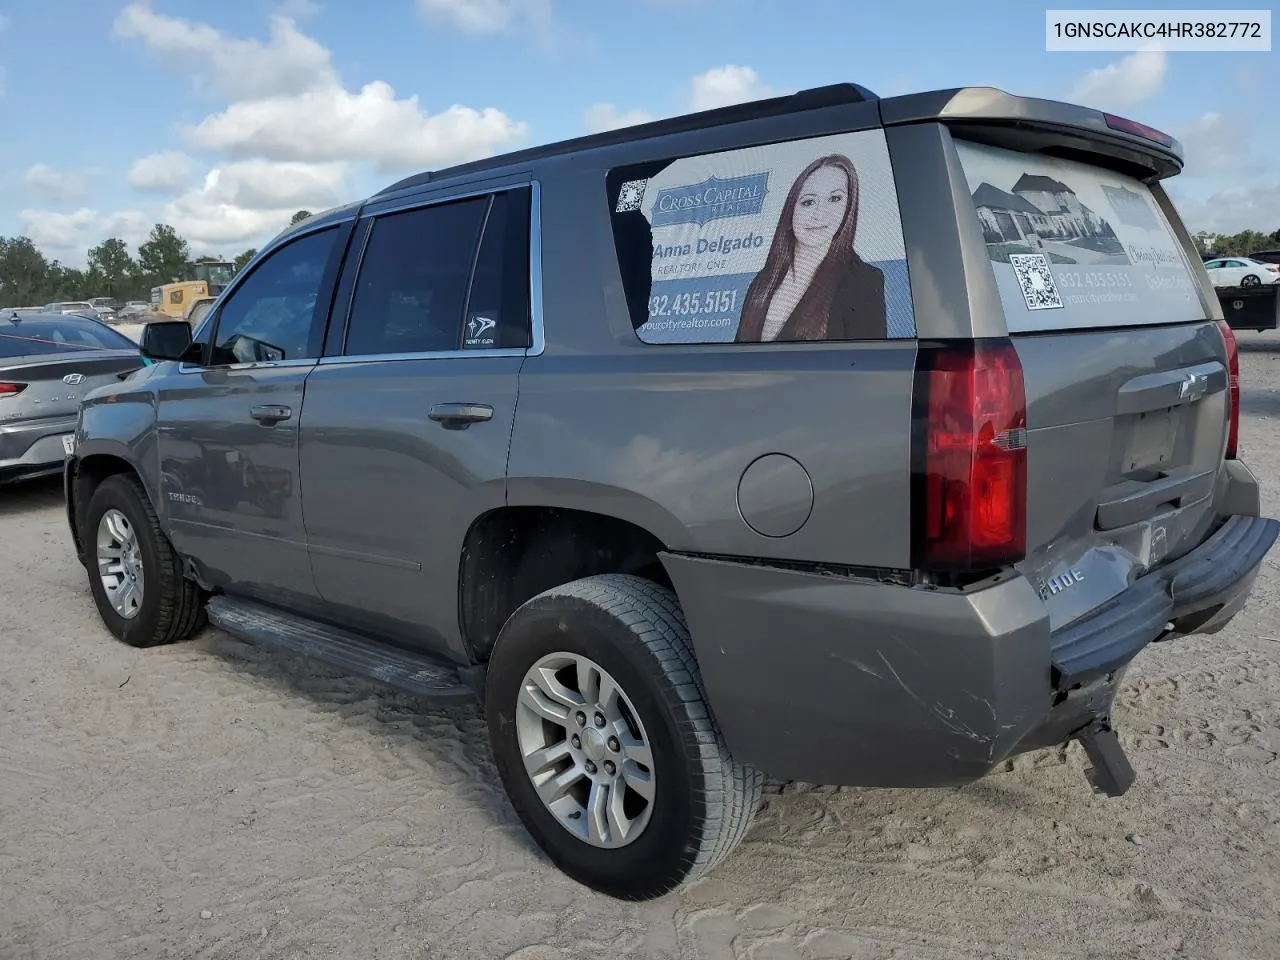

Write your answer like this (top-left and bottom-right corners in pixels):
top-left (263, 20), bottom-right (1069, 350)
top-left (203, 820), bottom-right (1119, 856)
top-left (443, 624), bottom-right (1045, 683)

top-left (458, 504), bottom-right (676, 664)
top-left (67, 448), bottom-right (155, 565)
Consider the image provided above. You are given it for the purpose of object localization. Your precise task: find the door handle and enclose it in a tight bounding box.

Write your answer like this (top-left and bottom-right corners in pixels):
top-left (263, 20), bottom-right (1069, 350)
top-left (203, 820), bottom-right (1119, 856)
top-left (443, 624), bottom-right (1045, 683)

top-left (250, 404), bottom-right (292, 425)
top-left (428, 402), bottom-right (494, 429)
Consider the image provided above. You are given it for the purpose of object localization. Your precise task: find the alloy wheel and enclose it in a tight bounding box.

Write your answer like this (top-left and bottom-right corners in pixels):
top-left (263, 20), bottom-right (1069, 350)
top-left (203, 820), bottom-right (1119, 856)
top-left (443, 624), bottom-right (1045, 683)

top-left (514, 652), bottom-right (656, 849)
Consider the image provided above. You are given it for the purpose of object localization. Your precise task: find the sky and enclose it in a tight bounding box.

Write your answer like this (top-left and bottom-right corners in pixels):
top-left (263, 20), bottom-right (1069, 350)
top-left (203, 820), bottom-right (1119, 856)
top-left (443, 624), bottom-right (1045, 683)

top-left (0, 0), bottom-right (1274, 266)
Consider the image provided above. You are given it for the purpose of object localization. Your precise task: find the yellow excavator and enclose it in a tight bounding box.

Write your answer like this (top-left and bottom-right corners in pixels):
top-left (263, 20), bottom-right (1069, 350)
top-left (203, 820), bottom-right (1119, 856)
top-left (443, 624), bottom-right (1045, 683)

top-left (150, 261), bottom-right (234, 320)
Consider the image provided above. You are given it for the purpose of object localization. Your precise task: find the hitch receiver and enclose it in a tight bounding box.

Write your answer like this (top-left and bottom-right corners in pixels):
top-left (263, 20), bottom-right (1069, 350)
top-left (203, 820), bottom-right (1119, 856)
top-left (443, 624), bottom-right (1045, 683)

top-left (1077, 721), bottom-right (1136, 797)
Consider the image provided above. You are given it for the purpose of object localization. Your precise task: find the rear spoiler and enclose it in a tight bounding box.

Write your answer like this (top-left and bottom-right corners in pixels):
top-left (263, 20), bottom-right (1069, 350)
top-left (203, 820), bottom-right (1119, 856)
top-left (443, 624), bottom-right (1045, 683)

top-left (880, 87), bottom-right (1183, 182)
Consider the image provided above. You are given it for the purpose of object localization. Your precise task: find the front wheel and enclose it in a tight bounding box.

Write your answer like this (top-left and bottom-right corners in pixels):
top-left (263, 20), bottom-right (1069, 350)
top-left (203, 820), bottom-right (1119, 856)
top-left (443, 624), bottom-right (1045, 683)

top-left (85, 474), bottom-right (206, 648)
top-left (486, 574), bottom-right (762, 900)
top-left (1241, 274), bottom-right (1262, 287)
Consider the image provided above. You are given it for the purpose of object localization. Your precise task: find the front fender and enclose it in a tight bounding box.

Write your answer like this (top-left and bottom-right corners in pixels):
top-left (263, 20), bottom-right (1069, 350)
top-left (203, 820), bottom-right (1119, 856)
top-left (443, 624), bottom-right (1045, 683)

top-left (73, 387), bottom-right (165, 528)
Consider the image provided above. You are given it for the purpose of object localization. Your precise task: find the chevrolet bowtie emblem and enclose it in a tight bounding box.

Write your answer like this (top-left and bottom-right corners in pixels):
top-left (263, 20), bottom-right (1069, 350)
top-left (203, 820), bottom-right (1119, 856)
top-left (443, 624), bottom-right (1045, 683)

top-left (1178, 372), bottom-right (1208, 403)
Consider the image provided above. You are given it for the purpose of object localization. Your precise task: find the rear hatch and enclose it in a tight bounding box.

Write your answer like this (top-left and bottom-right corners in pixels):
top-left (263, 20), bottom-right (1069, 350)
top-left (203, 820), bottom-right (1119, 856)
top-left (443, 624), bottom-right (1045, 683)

top-left (949, 132), bottom-right (1228, 631)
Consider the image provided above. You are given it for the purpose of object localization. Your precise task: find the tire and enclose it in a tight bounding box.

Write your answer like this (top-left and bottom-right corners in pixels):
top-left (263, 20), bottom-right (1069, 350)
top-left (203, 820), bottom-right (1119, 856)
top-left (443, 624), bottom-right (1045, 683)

top-left (85, 473), bottom-right (206, 648)
top-left (486, 573), bottom-right (763, 900)
top-left (1242, 274), bottom-right (1261, 287)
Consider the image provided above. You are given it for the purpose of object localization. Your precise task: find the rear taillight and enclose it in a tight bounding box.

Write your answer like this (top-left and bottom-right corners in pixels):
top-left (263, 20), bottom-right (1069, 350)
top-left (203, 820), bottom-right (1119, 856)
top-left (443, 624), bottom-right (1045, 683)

top-left (1218, 321), bottom-right (1240, 458)
top-left (912, 339), bottom-right (1028, 573)
top-left (0, 382), bottom-right (26, 397)
top-left (1102, 112), bottom-right (1175, 147)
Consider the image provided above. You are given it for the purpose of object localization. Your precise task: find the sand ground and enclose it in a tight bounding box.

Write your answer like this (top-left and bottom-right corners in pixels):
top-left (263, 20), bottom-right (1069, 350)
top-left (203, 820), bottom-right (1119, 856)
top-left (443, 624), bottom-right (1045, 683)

top-left (3, 336), bottom-right (1280, 960)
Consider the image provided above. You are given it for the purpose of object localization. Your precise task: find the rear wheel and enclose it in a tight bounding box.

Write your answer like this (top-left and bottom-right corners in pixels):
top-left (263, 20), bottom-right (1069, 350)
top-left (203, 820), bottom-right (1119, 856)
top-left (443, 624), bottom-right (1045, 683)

top-left (485, 574), bottom-right (762, 900)
top-left (1241, 274), bottom-right (1261, 287)
top-left (85, 474), bottom-right (206, 648)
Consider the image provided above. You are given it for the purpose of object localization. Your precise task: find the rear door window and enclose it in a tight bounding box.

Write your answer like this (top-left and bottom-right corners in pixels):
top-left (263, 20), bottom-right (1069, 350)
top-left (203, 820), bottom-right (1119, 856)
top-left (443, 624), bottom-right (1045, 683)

top-left (341, 189), bottom-right (532, 356)
top-left (344, 199), bottom-right (488, 356)
top-left (607, 130), bottom-right (916, 344)
top-left (954, 140), bottom-right (1203, 332)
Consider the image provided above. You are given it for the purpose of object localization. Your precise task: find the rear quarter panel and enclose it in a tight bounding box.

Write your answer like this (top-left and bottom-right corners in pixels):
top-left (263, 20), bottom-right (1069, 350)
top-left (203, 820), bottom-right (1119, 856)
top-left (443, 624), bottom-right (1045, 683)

top-left (509, 117), bottom-right (917, 569)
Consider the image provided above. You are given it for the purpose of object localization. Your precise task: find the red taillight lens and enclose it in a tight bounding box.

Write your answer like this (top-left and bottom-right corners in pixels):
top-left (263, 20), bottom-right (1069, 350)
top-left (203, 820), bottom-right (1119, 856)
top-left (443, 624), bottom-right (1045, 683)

top-left (1102, 112), bottom-right (1174, 147)
top-left (913, 339), bottom-right (1028, 572)
top-left (0, 382), bottom-right (26, 397)
top-left (1218, 321), bottom-right (1240, 458)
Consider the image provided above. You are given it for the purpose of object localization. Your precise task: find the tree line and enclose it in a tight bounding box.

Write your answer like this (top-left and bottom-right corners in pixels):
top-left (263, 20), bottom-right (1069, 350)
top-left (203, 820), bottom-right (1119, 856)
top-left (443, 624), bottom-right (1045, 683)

top-left (3, 211), bottom-right (1277, 308)
top-left (0, 210), bottom-right (313, 308)
top-left (1193, 229), bottom-right (1280, 258)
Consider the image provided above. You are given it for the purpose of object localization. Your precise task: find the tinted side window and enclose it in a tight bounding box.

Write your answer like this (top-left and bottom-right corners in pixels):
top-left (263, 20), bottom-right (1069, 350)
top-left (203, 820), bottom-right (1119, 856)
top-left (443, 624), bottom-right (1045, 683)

top-left (210, 227), bottom-right (338, 366)
top-left (463, 189), bottom-right (532, 350)
top-left (344, 199), bottom-right (487, 356)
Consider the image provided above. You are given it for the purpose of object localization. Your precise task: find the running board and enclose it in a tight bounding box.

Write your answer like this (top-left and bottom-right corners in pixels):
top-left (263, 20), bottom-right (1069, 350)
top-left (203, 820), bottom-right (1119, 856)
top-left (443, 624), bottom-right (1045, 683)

top-left (206, 595), bottom-right (475, 703)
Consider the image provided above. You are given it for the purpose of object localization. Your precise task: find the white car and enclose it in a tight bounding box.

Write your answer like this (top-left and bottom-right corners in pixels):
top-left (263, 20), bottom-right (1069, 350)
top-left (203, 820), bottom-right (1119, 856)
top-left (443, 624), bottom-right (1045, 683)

top-left (1203, 257), bottom-right (1280, 288)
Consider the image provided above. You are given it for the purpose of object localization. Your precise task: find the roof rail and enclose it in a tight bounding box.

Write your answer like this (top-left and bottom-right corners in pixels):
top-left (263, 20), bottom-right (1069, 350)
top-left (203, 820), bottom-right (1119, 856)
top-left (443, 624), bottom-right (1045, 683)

top-left (375, 82), bottom-right (879, 197)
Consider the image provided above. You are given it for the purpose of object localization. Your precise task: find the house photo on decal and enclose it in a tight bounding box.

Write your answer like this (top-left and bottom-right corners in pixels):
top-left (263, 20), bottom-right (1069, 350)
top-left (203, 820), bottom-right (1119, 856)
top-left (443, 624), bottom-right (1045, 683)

top-left (971, 172), bottom-right (1128, 266)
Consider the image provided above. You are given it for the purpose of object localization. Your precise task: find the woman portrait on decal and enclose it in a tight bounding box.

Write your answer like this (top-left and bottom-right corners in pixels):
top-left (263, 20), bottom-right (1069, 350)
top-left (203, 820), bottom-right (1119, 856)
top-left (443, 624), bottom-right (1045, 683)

top-left (735, 153), bottom-right (887, 343)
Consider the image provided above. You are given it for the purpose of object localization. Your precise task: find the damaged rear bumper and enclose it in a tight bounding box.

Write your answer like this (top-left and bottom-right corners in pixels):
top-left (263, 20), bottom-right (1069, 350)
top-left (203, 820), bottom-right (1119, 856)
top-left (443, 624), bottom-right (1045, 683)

top-left (661, 512), bottom-right (1277, 793)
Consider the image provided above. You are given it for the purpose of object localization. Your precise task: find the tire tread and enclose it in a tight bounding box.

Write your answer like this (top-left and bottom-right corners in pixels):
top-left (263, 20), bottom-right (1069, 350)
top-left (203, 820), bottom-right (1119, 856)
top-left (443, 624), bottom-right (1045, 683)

top-left (89, 474), bottom-right (205, 648)
top-left (530, 573), bottom-right (763, 895)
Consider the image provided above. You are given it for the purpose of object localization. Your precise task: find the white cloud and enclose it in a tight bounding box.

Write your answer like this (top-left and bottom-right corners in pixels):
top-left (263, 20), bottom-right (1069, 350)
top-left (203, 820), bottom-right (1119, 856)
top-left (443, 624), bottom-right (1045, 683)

top-left (418, 0), bottom-right (512, 32)
top-left (1068, 50), bottom-right (1167, 113)
top-left (207, 160), bottom-right (346, 210)
top-left (583, 102), bottom-right (655, 133)
top-left (688, 65), bottom-right (773, 112)
top-left (417, 0), bottom-right (552, 36)
top-left (17, 208), bottom-right (99, 251)
top-left (582, 65), bottom-right (777, 134)
top-left (128, 151), bottom-right (196, 192)
top-left (23, 165), bottom-right (90, 203)
top-left (164, 160), bottom-right (349, 249)
top-left (877, 73), bottom-right (917, 98)
top-left (16, 209), bottom-right (152, 265)
top-left (1171, 113), bottom-right (1261, 180)
top-left (114, 1), bottom-right (332, 100)
top-left (187, 82), bottom-right (527, 171)
top-left (1167, 183), bottom-right (1280, 235)
top-left (115, 4), bottom-right (527, 176)
top-left (277, 0), bottom-right (321, 18)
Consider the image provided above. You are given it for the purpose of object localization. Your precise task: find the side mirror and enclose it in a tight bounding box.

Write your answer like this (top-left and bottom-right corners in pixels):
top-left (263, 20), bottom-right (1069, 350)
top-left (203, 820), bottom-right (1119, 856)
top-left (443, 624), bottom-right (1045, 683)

top-left (140, 320), bottom-right (193, 361)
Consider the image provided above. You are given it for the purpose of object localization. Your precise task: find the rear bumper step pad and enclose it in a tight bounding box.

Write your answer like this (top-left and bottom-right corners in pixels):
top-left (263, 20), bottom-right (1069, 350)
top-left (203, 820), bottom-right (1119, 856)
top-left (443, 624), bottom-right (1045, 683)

top-left (1077, 722), bottom-right (1136, 797)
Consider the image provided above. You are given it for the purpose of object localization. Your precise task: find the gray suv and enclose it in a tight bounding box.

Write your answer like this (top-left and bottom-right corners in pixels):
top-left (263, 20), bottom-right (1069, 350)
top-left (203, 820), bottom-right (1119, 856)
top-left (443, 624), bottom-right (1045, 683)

top-left (65, 84), bottom-right (1278, 900)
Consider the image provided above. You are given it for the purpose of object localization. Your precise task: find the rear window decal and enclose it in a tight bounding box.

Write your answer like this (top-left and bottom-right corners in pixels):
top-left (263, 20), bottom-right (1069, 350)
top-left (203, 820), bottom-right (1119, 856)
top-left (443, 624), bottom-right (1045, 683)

top-left (608, 130), bottom-right (915, 344)
top-left (1009, 254), bottom-right (1064, 310)
top-left (955, 141), bottom-right (1201, 332)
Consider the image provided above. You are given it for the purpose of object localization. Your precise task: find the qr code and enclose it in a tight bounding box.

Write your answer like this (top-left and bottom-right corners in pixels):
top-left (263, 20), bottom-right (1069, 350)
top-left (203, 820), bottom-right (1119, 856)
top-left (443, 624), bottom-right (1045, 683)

top-left (615, 179), bottom-right (648, 213)
top-left (1008, 254), bottom-right (1063, 311)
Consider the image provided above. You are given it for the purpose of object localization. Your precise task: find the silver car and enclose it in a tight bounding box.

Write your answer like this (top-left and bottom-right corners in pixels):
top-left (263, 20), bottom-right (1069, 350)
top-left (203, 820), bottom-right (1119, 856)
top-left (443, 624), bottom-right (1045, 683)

top-left (1, 312), bottom-right (146, 482)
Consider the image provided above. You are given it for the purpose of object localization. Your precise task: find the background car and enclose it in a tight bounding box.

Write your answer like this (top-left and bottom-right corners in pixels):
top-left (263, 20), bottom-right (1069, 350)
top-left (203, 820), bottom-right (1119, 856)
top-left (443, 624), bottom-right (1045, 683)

top-left (43, 301), bottom-right (100, 316)
top-left (0, 311), bottom-right (148, 483)
top-left (1244, 249), bottom-right (1280, 266)
top-left (1203, 257), bottom-right (1280, 287)
top-left (87, 297), bottom-right (120, 321)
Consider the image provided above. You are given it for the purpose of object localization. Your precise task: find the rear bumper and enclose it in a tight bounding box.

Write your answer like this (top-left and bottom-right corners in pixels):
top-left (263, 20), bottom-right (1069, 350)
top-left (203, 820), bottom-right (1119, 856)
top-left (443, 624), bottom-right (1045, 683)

top-left (662, 511), bottom-right (1277, 789)
top-left (0, 415), bottom-right (76, 482)
top-left (1049, 513), bottom-right (1278, 687)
